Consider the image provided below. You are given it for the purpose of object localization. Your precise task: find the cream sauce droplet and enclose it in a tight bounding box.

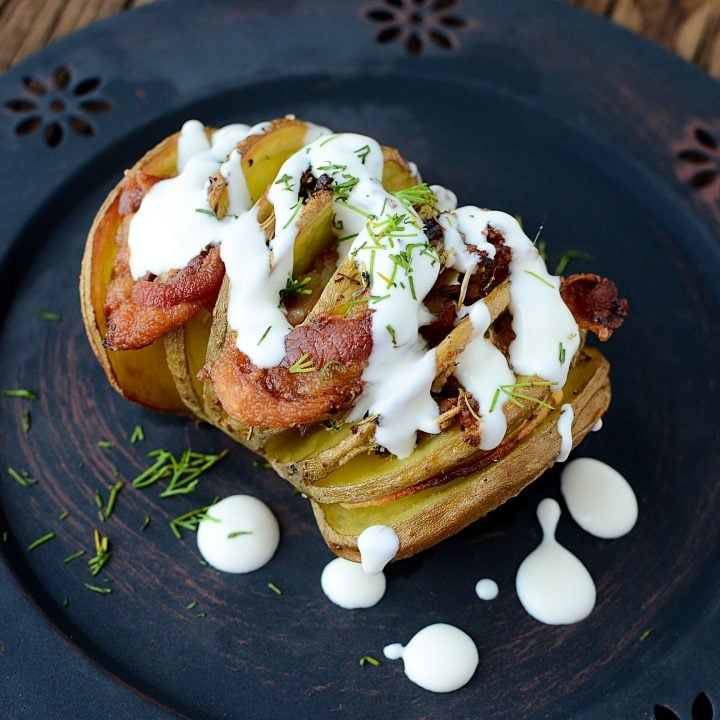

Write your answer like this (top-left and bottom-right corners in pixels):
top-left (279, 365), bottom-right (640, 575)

top-left (383, 624), bottom-right (479, 693)
top-left (515, 498), bottom-right (596, 624)
top-left (196, 495), bottom-right (280, 574)
top-left (357, 525), bottom-right (400, 574)
top-left (592, 418), bottom-right (603, 432)
top-left (475, 578), bottom-right (499, 601)
top-left (556, 403), bottom-right (574, 462)
top-left (321, 557), bottom-right (386, 609)
top-left (561, 458), bottom-right (638, 539)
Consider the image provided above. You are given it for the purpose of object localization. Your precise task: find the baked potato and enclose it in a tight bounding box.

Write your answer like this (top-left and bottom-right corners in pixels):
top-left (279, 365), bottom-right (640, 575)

top-left (80, 117), bottom-right (627, 562)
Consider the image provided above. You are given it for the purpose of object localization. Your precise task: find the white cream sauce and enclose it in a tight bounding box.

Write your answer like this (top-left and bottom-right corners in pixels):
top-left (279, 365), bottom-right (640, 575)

top-left (592, 418), bottom-right (603, 432)
top-left (561, 458), bottom-right (638, 539)
top-left (357, 525), bottom-right (400, 574)
top-left (130, 120), bottom-right (583, 460)
top-left (556, 403), bottom-right (574, 462)
top-left (320, 556), bottom-right (386, 609)
top-left (475, 578), bottom-right (499, 601)
top-left (515, 498), bottom-right (596, 624)
top-left (383, 623), bottom-right (479, 693)
top-left (196, 494), bottom-right (280, 574)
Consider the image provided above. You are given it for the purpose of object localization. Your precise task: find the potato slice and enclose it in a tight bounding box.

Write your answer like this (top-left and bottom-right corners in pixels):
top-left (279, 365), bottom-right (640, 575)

top-left (312, 346), bottom-right (610, 561)
top-left (80, 132), bottom-right (190, 413)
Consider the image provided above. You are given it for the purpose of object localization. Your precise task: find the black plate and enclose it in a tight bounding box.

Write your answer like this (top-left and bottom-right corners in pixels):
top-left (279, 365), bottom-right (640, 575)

top-left (1, 1), bottom-right (719, 718)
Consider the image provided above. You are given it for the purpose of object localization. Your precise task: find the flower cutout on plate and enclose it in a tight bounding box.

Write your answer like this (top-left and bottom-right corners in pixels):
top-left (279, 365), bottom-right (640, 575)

top-left (654, 692), bottom-right (714, 720)
top-left (3, 65), bottom-right (111, 148)
top-left (676, 126), bottom-right (719, 191)
top-left (363, 0), bottom-right (470, 55)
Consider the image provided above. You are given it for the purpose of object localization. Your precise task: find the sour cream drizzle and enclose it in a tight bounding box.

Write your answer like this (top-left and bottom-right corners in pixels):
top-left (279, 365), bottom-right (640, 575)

top-left (556, 403), bottom-right (574, 462)
top-left (196, 494), bottom-right (280, 574)
top-left (357, 525), bottom-right (400, 574)
top-left (560, 458), bottom-right (638, 538)
top-left (383, 624), bottom-right (479, 693)
top-left (128, 120), bottom-right (582, 459)
top-left (320, 556), bottom-right (386, 609)
top-left (475, 578), bottom-right (499, 601)
top-left (515, 498), bottom-right (596, 624)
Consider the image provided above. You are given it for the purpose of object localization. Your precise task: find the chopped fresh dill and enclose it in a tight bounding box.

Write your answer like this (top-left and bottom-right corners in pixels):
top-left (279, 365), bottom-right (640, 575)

top-left (141, 514), bottom-right (151, 531)
top-left (317, 161), bottom-right (348, 174)
top-left (169, 498), bottom-right (220, 540)
top-left (354, 144), bottom-right (371, 164)
top-left (132, 448), bottom-right (227, 497)
top-left (196, 612), bottom-right (206, 619)
top-left (370, 294), bottom-right (391, 304)
top-left (63, 550), bottom-right (86, 564)
top-left (58, 511), bottom-right (69, 521)
top-left (88, 530), bottom-right (111, 577)
top-left (408, 275), bottom-right (417, 300)
top-left (335, 199), bottom-right (375, 221)
top-left (331, 213), bottom-right (344, 231)
top-left (392, 183), bottom-right (437, 209)
top-left (21, 410), bottom-right (31, 433)
top-left (129, 424), bottom-right (145, 444)
top-left (282, 200), bottom-right (304, 230)
top-left (94, 490), bottom-right (104, 510)
top-left (257, 325), bottom-right (272, 345)
top-left (319, 134), bottom-right (339, 147)
top-left (97, 440), bottom-right (115, 449)
top-left (330, 175), bottom-right (359, 202)
top-left (104, 481), bottom-right (124, 519)
top-left (267, 582), bottom-right (283, 595)
top-left (524, 270), bottom-right (555, 289)
top-left (1, 530), bottom-right (7, 542)
top-left (559, 342), bottom-right (566, 365)
top-left (227, 531), bottom-right (253, 539)
top-left (288, 353), bottom-right (316, 374)
top-left (186, 600), bottom-right (198, 610)
top-left (280, 274), bottom-right (312, 301)
top-left (8, 467), bottom-right (36, 487)
top-left (537, 239), bottom-right (548, 261)
top-left (2, 389), bottom-right (37, 400)
top-left (554, 250), bottom-right (593, 276)
top-left (488, 381), bottom-right (556, 414)
top-left (320, 360), bottom-right (347, 380)
top-left (84, 582), bottom-right (112, 595)
top-left (639, 628), bottom-right (654, 642)
top-left (386, 325), bottom-right (397, 346)
top-left (252, 460), bottom-right (272, 469)
top-left (194, 208), bottom-right (215, 217)
top-left (34, 308), bottom-right (62, 322)
top-left (359, 655), bottom-right (381, 667)
top-left (27, 532), bottom-right (56, 551)
top-left (274, 172), bottom-right (295, 192)
top-left (62, 598), bottom-right (69, 607)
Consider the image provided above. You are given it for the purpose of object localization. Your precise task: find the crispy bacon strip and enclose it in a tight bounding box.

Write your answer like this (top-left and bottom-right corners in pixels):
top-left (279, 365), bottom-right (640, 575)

top-left (205, 312), bottom-right (373, 428)
top-left (103, 173), bottom-right (225, 351)
top-left (561, 273), bottom-right (628, 341)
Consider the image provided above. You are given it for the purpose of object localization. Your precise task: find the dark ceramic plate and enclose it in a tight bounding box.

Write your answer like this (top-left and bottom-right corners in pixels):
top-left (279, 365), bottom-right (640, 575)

top-left (1, 1), bottom-right (719, 718)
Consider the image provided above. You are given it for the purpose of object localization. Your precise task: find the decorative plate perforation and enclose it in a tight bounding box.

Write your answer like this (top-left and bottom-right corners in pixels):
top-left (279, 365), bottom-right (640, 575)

top-left (654, 692), bottom-right (714, 720)
top-left (676, 125), bottom-right (719, 191)
top-left (3, 65), bottom-right (110, 148)
top-left (363, 0), bottom-right (471, 55)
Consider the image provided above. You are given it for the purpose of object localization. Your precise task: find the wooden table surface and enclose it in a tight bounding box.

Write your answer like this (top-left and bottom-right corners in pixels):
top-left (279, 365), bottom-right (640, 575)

top-left (0, 0), bottom-right (718, 79)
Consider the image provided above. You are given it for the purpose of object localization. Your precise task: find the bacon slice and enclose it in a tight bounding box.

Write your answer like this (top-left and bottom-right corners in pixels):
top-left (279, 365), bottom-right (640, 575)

top-left (103, 173), bottom-right (225, 351)
top-left (560, 273), bottom-right (628, 341)
top-left (206, 312), bottom-right (373, 428)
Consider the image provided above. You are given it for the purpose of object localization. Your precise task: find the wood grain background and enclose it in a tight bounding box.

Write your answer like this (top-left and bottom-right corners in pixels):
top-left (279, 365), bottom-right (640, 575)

top-left (0, 0), bottom-right (718, 78)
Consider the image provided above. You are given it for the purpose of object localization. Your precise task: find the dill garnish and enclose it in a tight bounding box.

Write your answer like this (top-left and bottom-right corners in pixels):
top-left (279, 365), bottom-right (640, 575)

top-left (194, 208), bottom-right (215, 217)
top-left (169, 498), bottom-right (220, 540)
top-left (63, 550), bottom-right (86, 564)
top-left (280, 274), bottom-right (312, 301)
top-left (104, 481), bottom-right (124, 519)
top-left (227, 531), bottom-right (253, 539)
top-left (97, 440), bottom-right (115, 449)
top-left (392, 183), bottom-right (437, 210)
top-left (130, 425), bottom-right (145, 444)
top-left (489, 381), bottom-right (556, 414)
top-left (359, 655), bottom-right (381, 666)
top-left (58, 511), bottom-right (69, 521)
top-left (27, 532), bottom-right (55, 551)
top-left (88, 530), bottom-right (111, 577)
top-left (21, 410), bottom-right (31, 433)
top-left (558, 342), bottom-right (566, 365)
top-left (141, 514), bottom-right (151, 531)
top-left (639, 628), bottom-right (654, 642)
top-left (524, 270), bottom-right (555, 289)
top-left (186, 600), bottom-right (198, 610)
top-left (132, 448), bottom-right (227, 497)
top-left (288, 353), bottom-right (316, 374)
top-left (554, 250), bottom-right (593, 276)
top-left (257, 325), bottom-right (272, 345)
top-left (34, 309), bottom-right (62, 322)
top-left (354, 144), bottom-right (371, 164)
top-left (320, 360), bottom-right (347, 380)
top-left (274, 173), bottom-right (295, 192)
top-left (8, 467), bottom-right (36, 487)
top-left (267, 582), bottom-right (283, 595)
top-left (84, 582), bottom-right (112, 595)
top-left (282, 200), bottom-right (304, 230)
top-left (2, 389), bottom-right (37, 400)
